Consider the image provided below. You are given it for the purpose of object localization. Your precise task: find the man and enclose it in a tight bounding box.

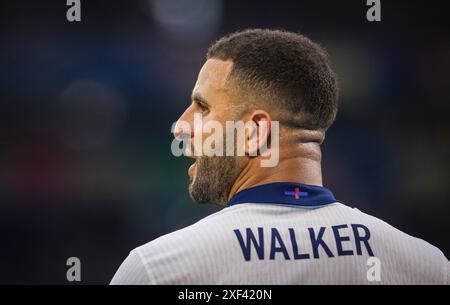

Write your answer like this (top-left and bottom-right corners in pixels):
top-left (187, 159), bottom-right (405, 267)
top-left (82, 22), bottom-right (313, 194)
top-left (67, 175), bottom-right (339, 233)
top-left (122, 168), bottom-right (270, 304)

top-left (111, 29), bottom-right (448, 284)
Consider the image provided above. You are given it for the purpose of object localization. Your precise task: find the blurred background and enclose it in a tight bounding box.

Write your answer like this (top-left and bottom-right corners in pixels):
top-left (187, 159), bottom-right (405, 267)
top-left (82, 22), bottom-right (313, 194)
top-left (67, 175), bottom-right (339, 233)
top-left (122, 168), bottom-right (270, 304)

top-left (0, 0), bottom-right (448, 284)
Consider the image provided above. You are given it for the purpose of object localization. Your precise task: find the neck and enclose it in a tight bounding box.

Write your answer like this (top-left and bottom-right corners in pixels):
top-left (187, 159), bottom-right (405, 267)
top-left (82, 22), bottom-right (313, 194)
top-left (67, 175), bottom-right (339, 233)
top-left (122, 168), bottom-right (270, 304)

top-left (228, 144), bottom-right (323, 201)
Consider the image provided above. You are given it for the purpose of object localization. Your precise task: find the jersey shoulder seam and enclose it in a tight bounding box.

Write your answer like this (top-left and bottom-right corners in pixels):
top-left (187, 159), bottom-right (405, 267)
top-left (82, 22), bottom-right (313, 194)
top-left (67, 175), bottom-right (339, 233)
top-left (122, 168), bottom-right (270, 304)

top-left (133, 247), bottom-right (158, 285)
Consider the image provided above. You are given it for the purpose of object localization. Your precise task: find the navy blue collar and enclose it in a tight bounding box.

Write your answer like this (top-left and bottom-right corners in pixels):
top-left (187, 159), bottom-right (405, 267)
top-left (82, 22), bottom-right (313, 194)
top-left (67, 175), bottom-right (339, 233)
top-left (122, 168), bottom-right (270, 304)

top-left (227, 182), bottom-right (337, 208)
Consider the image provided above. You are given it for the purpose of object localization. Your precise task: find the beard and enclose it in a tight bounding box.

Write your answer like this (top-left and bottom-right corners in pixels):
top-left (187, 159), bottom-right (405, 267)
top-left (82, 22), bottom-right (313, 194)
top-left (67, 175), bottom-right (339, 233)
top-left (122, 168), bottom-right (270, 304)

top-left (189, 155), bottom-right (243, 206)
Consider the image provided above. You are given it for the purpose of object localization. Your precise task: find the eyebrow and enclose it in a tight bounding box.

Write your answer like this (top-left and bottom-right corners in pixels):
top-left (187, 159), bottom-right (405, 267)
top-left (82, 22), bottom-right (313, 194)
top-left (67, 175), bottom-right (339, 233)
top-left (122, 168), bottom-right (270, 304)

top-left (191, 92), bottom-right (210, 108)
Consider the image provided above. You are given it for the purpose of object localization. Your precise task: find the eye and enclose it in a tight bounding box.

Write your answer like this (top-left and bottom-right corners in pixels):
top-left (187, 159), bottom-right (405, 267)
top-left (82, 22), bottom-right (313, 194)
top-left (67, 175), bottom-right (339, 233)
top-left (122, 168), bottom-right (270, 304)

top-left (196, 102), bottom-right (209, 113)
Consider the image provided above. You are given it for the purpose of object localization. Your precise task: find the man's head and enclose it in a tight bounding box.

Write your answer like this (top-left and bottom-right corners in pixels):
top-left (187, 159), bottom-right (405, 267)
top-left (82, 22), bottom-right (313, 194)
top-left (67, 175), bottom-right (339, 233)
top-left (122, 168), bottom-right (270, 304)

top-left (174, 29), bottom-right (338, 206)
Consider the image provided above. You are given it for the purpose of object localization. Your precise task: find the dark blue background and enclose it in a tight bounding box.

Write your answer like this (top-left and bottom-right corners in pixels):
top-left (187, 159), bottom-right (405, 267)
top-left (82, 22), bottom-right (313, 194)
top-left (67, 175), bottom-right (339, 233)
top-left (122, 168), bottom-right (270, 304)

top-left (0, 0), bottom-right (448, 283)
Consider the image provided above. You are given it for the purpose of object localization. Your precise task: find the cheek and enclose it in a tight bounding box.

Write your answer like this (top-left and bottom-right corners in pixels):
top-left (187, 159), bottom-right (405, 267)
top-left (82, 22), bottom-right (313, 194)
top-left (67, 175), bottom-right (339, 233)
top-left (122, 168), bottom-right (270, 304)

top-left (193, 114), bottom-right (228, 157)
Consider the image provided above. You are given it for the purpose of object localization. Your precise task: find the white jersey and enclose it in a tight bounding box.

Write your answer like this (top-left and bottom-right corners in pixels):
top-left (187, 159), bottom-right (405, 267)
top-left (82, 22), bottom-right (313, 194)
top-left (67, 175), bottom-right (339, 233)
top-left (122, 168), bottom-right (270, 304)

top-left (111, 183), bottom-right (449, 285)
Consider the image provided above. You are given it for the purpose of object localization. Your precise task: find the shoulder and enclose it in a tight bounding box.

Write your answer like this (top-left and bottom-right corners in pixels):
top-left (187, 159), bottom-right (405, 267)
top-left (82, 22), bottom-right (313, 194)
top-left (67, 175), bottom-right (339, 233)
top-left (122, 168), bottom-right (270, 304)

top-left (110, 247), bottom-right (154, 285)
top-left (139, 205), bottom-right (243, 249)
top-left (334, 203), bottom-right (445, 254)
top-left (339, 204), bottom-right (448, 283)
top-left (351, 206), bottom-right (443, 250)
top-left (120, 206), bottom-right (244, 284)
top-left (310, 203), bottom-right (448, 283)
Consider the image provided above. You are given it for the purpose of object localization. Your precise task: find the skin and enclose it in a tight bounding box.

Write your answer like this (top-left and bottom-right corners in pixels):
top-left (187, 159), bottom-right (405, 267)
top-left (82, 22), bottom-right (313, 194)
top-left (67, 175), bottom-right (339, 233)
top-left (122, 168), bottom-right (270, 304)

top-left (174, 58), bottom-right (324, 205)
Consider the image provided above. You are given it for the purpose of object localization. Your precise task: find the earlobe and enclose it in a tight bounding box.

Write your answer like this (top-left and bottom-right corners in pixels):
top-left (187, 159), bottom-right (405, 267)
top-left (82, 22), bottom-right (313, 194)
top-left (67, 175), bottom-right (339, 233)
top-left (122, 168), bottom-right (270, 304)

top-left (256, 118), bottom-right (271, 153)
top-left (246, 121), bottom-right (259, 156)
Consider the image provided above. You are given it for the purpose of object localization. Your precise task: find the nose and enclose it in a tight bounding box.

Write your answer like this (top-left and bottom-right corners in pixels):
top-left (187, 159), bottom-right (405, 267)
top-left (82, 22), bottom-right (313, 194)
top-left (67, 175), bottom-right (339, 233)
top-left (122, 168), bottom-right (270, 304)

top-left (173, 105), bottom-right (194, 141)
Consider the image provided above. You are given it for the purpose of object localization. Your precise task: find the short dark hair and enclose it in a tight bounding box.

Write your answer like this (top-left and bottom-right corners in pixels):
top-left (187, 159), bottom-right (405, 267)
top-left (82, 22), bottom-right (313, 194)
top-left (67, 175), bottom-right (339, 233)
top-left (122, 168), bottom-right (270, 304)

top-left (207, 29), bottom-right (338, 130)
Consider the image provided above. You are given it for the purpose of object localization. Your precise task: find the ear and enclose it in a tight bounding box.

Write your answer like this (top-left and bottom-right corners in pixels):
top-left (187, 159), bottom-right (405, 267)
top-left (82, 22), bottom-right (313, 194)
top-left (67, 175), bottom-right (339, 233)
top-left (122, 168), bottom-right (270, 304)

top-left (245, 110), bottom-right (272, 157)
